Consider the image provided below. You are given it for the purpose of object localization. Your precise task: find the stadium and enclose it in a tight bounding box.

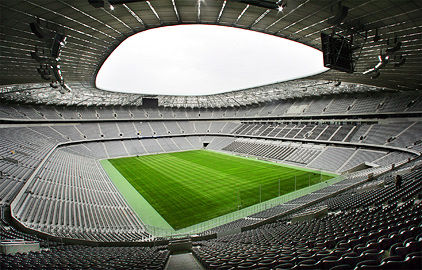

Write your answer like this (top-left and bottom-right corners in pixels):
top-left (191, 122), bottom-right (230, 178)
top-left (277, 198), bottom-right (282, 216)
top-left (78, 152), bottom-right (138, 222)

top-left (0, 0), bottom-right (421, 269)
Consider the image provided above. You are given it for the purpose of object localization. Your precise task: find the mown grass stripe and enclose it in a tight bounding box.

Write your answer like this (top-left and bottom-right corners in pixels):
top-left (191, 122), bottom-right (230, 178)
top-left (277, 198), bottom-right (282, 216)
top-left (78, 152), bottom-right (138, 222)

top-left (108, 150), bottom-right (335, 230)
top-left (99, 159), bottom-right (172, 229)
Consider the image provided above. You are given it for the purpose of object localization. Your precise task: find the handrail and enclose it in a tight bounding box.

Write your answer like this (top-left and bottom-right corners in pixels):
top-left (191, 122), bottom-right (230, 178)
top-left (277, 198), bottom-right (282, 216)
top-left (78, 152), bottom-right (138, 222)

top-left (54, 132), bottom-right (421, 157)
top-left (0, 110), bottom-right (422, 124)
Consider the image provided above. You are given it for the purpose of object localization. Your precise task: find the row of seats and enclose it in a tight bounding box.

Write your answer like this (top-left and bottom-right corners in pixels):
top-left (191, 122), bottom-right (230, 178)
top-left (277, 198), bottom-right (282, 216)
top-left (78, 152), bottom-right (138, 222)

top-left (0, 245), bottom-right (169, 270)
top-left (1, 156), bottom-right (419, 269)
top-left (221, 138), bottom-right (411, 173)
top-left (2, 160), bottom-right (420, 269)
top-left (12, 149), bottom-right (149, 242)
top-left (1, 119), bottom-right (418, 243)
top-left (0, 135), bottom-right (420, 270)
top-left (1, 118), bottom-right (417, 240)
top-left (4, 132), bottom-right (239, 240)
top-left (192, 167), bottom-right (422, 269)
top-left (234, 121), bottom-right (422, 150)
top-left (0, 127), bottom-right (56, 206)
top-left (222, 139), bottom-right (323, 165)
top-left (199, 165), bottom-right (391, 235)
top-left (2, 121), bottom-right (417, 162)
top-left (50, 121), bottom-right (238, 141)
top-left (1, 92), bottom-right (422, 120)
top-left (21, 120), bottom-right (417, 168)
top-left (201, 158), bottom-right (422, 236)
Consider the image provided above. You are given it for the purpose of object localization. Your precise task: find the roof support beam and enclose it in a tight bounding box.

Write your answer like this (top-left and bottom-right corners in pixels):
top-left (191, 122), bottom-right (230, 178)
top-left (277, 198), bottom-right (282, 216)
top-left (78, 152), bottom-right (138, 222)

top-left (234, 4), bottom-right (249, 25)
top-left (102, 7), bottom-right (133, 30)
top-left (197, 0), bottom-right (201, 22)
top-left (122, 4), bottom-right (146, 28)
top-left (250, 9), bottom-right (271, 29)
top-left (171, 0), bottom-right (181, 23)
top-left (217, 0), bottom-right (227, 23)
top-left (146, 1), bottom-right (162, 24)
top-left (58, 0), bottom-right (123, 35)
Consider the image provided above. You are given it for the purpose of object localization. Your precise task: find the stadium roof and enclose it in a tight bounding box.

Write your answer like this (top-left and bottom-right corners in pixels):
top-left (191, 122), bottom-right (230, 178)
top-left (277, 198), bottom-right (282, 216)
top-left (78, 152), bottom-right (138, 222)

top-left (0, 0), bottom-right (421, 107)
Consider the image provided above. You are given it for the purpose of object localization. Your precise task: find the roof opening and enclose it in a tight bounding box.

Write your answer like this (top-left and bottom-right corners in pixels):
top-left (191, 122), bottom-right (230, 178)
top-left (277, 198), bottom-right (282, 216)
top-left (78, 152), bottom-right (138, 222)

top-left (96, 24), bottom-right (328, 96)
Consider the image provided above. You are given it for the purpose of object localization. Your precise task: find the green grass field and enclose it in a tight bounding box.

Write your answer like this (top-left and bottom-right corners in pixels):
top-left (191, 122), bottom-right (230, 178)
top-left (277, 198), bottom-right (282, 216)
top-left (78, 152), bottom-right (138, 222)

top-left (107, 150), bottom-right (335, 230)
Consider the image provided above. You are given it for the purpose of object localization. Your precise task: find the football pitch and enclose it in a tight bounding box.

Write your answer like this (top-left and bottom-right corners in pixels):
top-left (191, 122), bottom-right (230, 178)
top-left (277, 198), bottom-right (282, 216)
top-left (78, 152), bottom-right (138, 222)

top-left (103, 150), bottom-right (336, 230)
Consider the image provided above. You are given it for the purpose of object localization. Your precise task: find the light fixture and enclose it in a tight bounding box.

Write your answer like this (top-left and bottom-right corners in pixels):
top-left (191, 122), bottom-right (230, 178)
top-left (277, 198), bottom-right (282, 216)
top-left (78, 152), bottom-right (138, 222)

top-left (363, 36), bottom-right (404, 78)
top-left (374, 54), bottom-right (389, 70)
top-left (277, 0), bottom-right (287, 12)
top-left (362, 68), bottom-right (375, 75)
top-left (29, 19), bottom-right (68, 91)
top-left (60, 36), bottom-right (67, 47)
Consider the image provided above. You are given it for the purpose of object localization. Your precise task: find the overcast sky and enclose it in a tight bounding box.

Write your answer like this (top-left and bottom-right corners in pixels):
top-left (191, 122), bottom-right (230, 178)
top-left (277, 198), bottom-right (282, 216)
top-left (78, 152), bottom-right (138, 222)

top-left (96, 24), bottom-right (328, 96)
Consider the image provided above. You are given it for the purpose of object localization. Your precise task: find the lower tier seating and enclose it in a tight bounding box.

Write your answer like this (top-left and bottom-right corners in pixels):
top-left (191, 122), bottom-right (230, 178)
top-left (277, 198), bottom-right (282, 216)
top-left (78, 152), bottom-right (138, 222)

top-left (0, 245), bottom-right (169, 270)
top-left (192, 167), bottom-right (422, 269)
top-left (12, 149), bottom-right (148, 242)
top-left (221, 138), bottom-right (411, 173)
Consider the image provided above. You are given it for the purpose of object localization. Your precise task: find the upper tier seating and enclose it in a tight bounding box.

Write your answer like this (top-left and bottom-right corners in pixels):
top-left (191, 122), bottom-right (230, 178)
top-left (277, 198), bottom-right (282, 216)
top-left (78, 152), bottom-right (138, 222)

top-left (234, 121), bottom-right (420, 151)
top-left (308, 147), bottom-right (356, 172)
top-left (1, 91), bottom-right (422, 121)
top-left (222, 139), bottom-right (325, 166)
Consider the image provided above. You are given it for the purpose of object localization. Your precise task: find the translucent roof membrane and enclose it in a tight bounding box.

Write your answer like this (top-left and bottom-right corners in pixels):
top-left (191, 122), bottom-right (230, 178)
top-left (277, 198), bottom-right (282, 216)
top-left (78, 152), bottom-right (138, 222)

top-left (96, 24), bottom-right (328, 96)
